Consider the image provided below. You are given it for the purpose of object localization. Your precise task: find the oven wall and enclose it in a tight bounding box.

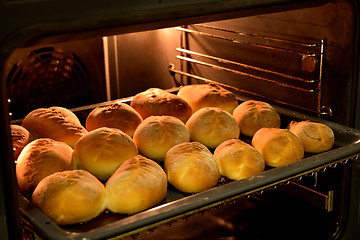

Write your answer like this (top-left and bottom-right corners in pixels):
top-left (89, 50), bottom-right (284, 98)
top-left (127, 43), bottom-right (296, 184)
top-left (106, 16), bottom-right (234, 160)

top-left (104, 28), bottom-right (181, 99)
top-left (107, 0), bottom-right (357, 128)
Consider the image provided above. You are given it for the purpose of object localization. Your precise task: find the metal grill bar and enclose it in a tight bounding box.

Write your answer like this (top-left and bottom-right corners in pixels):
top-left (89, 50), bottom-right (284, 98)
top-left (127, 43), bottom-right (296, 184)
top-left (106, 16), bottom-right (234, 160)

top-left (175, 24), bottom-right (329, 116)
top-left (177, 55), bottom-right (317, 92)
top-left (169, 64), bottom-right (330, 116)
top-left (175, 26), bottom-right (322, 56)
top-left (176, 48), bottom-right (318, 84)
top-left (195, 24), bottom-right (322, 48)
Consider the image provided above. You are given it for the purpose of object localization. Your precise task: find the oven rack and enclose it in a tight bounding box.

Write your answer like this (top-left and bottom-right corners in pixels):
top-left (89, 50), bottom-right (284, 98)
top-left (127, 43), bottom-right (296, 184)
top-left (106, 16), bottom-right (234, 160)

top-left (117, 153), bottom-right (356, 239)
top-left (171, 24), bottom-right (330, 117)
top-left (17, 93), bottom-right (360, 240)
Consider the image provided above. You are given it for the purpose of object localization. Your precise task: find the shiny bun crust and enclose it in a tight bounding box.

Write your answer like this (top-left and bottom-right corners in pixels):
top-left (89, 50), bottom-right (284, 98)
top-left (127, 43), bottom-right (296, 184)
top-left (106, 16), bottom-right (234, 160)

top-left (105, 155), bottom-right (167, 214)
top-left (186, 107), bottom-right (240, 149)
top-left (73, 127), bottom-right (138, 181)
top-left (288, 121), bottom-right (335, 153)
top-left (32, 170), bottom-right (106, 225)
top-left (85, 101), bottom-right (143, 137)
top-left (164, 142), bottom-right (220, 193)
top-left (133, 115), bottom-right (190, 161)
top-left (177, 83), bottom-right (238, 114)
top-left (130, 88), bottom-right (192, 123)
top-left (16, 138), bottom-right (76, 194)
top-left (252, 128), bottom-right (304, 167)
top-left (214, 139), bottom-right (265, 180)
top-left (11, 124), bottom-right (33, 161)
top-left (21, 106), bottom-right (88, 148)
top-left (232, 100), bottom-right (281, 137)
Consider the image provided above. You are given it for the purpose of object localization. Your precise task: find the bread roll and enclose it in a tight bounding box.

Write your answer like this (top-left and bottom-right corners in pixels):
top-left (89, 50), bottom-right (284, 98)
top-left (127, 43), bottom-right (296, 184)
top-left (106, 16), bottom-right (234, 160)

top-left (232, 100), bottom-right (281, 137)
top-left (133, 115), bottom-right (190, 161)
top-left (11, 124), bottom-right (33, 161)
top-left (186, 107), bottom-right (240, 149)
top-left (85, 101), bottom-right (143, 137)
top-left (214, 139), bottom-right (265, 180)
top-left (130, 88), bottom-right (192, 123)
top-left (177, 83), bottom-right (238, 113)
top-left (16, 138), bottom-right (76, 194)
top-left (73, 127), bottom-right (138, 181)
top-left (32, 169), bottom-right (106, 225)
top-left (288, 121), bottom-right (335, 153)
top-left (21, 106), bottom-right (87, 148)
top-left (105, 155), bottom-right (167, 214)
top-left (164, 142), bottom-right (220, 193)
top-left (252, 128), bottom-right (304, 167)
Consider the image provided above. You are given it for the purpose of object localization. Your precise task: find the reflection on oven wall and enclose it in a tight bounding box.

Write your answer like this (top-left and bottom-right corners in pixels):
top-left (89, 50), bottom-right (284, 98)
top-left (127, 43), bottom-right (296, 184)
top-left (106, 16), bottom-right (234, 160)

top-left (103, 27), bottom-right (180, 100)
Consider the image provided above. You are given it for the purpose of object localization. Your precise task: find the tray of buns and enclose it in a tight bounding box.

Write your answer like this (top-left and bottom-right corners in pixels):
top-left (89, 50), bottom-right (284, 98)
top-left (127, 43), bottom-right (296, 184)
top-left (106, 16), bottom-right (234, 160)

top-left (14, 84), bottom-right (360, 240)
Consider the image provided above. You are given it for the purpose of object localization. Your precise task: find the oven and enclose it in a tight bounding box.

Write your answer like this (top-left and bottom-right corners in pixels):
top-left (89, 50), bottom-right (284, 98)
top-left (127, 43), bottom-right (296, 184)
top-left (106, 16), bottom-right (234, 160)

top-left (1, 0), bottom-right (360, 239)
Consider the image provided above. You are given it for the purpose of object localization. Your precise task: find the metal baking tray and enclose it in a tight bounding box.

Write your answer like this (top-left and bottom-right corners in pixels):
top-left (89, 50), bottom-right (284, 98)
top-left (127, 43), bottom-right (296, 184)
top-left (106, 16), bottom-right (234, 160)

top-left (18, 93), bottom-right (360, 240)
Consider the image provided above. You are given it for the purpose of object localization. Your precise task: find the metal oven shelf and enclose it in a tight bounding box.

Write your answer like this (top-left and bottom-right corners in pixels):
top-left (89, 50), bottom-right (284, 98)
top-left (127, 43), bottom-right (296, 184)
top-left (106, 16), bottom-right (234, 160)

top-left (18, 93), bottom-right (360, 240)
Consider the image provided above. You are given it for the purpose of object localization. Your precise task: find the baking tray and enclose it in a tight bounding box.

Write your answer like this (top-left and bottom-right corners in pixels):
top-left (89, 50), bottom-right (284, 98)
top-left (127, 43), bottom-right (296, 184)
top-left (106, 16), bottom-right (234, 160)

top-left (18, 94), bottom-right (360, 240)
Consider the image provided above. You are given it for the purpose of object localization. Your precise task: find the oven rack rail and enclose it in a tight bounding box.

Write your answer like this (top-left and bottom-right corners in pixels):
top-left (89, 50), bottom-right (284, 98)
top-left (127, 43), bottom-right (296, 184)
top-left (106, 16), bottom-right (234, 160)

top-left (169, 64), bottom-right (331, 116)
top-left (121, 154), bottom-right (357, 239)
top-left (172, 24), bottom-right (330, 117)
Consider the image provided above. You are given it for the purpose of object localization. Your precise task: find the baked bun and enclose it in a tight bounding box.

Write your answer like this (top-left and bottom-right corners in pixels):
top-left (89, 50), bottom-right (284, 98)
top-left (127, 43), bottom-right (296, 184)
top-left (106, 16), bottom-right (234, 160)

top-left (11, 124), bottom-right (33, 161)
top-left (105, 155), bottom-right (167, 214)
top-left (16, 138), bottom-right (76, 194)
top-left (252, 128), bottom-right (304, 167)
top-left (232, 100), bottom-right (281, 137)
top-left (164, 142), bottom-right (220, 193)
top-left (177, 83), bottom-right (238, 113)
top-left (214, 139), bottom-right (265, 180)
top-left (288, 121), bottom-right (335, 153)
top-left (186, 107), bottom-right (240, 149)
top-left (21, 106), bottom-right (87, 148)
top-left (133, 115), bottom-right (190, 161)
top-left (32, 170), bottom-right (106, 225)
top-left (85, 101), bottom-right (143, 137)
top-left (130, 88), bottom-right (192, 123)
top-left (73, 127), bottom-right (138, 181)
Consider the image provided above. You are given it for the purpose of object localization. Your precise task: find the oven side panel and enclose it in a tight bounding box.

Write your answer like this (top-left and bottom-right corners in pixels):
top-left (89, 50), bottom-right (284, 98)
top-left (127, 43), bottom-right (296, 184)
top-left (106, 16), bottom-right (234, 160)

top-left (106, 0), bottom-right (357, 127)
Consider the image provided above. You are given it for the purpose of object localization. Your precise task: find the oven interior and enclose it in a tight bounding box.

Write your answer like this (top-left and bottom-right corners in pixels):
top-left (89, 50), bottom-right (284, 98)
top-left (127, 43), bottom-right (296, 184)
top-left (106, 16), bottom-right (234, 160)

top-left (2, 0), bottom-right (360, 239)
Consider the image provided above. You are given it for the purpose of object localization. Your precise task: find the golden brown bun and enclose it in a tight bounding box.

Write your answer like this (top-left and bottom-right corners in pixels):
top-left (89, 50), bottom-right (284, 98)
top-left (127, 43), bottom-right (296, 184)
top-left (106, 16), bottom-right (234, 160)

top-left (21, 106), bottom-right (87, 148)
top-left (11, 124), bottom-right (34, 161)
top-left (214, 139), bottom-right (265, 180)
top-left (177, 83), bottom-right (238, 114)
top-left (73, 127), bottom-right (138, 181)
top-left (288, 121), bottom-right (335, 153)
top-left (130, 88), bottom-right (192, 123)
top-left (85, 101), bottom-right (143, 137)
top-left (186, 107), bottom-right (240, 149)
top-left (164, 142), bottom-right (220, 193)
top-left (232, 100), bottom-right (281, 137)
top-left (133, 115), bottom-right (190, 161)
top-left (32, 170), bottom-right (106, 225)
top-left (105, 155), bottom-right (167, 214)
top-left (252, 128), bottom-right (304, 167)
top-left (16, 138), bottom-right (76, 194)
